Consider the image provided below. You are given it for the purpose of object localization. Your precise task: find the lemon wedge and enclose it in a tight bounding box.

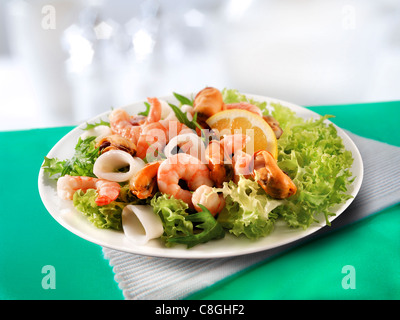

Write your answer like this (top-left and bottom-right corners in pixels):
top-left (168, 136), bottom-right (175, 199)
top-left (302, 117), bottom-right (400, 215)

top-left (206, 109), bottom-right (278, 158)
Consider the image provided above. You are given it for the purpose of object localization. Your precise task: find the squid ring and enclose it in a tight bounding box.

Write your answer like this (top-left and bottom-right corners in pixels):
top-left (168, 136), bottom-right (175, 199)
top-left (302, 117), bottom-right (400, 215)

top-left (122, 205), bottom-right (164, 245)
top-left (93, 150), bottom-right (145, 182)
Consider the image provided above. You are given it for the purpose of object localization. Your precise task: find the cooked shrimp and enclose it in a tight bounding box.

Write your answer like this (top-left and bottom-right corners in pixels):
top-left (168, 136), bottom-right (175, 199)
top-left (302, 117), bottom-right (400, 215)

top-left (109, 108), bottom-right (142, 145)
top-left (192, 185), bottom-right (225, 216)
top-left (221, 134), bottom-right (249, 156)
top-left (136, 120), bottom-right (192, 160)
top-left (193, 87), bottom-right (224, 121)
top-left (232, 150), bottom-right (253, 183)
top-left (108, 98), bottom-right (161, 145)
top-left (252, 150), bottom-right (297, 199)
top-left (223, 102), bottom-right (262, 116)
top-left (157, 153), bottom-right (213, 208)
top-left (129, 115), bottom-right (147, 126)
top-left (146, 97), bottom-right (162, 123)
top-left (163, 133), bottom-right (206, 163)
top-left (162, 119), bottom-right (194, 140)
top-left (57, 175), bottom-right (120, 206)
top-left (205, 134), bottom-right (249, 187)
top-left (129, 161), bottom-right (162, 199)
top-left (135, 121), bottom-right (168, 160)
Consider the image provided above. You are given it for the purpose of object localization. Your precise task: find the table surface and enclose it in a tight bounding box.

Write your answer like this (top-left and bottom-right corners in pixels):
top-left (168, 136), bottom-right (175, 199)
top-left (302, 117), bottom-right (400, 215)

top-left (0, 101), bottom-right (399, 300)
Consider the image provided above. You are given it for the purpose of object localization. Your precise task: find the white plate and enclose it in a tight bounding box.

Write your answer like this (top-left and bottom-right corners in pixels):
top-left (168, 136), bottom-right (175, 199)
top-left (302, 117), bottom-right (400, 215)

top-left (38, 93), bottom-right (363, 259)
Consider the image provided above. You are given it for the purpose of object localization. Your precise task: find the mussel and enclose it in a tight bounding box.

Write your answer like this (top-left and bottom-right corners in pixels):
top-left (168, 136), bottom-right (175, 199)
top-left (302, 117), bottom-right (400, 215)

top-left (263, 115), bottom-right (283, 139)
top-left (252, 150), bottom-right (297, 199)
top-left (193, 87), bottom-right (224, 124)
top-left (96, 134), bottom-right (137, 156)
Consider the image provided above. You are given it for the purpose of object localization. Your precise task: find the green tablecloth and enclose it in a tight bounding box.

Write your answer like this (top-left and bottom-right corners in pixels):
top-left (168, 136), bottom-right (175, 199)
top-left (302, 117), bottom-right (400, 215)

top-left (0, 101), bottom-right (399, 300)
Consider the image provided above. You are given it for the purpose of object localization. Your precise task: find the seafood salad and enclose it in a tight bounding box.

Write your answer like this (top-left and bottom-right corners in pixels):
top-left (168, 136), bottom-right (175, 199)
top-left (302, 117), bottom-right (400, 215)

top-left (42, 87), bottom-right (354, 248)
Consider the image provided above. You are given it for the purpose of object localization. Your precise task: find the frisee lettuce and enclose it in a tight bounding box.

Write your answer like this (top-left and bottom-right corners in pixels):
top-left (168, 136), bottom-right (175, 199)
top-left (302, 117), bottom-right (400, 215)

top-left (71, 184), bottom-right (150, 230)
top-left (150, 193), bottom-right (193, 246)
top-left (216, 176), bottom-right (283, 239)
top-left (73, 189), bottom-right (125, 230)
top-left (222, 89), bottom-right (354, 230)
top-left (271, 108), bottom-right (354, 228)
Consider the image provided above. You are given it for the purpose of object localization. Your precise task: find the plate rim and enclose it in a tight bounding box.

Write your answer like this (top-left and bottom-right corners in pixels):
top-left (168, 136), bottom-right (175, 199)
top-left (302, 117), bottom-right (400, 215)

top-left (38, 93), bottom-right (364, 259)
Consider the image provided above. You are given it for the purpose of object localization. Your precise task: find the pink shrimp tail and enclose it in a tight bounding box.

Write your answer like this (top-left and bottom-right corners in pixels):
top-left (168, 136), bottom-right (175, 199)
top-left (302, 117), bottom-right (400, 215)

top-left (95, 181), bottom-right (120, 206)
top-left (147, 97), bottom-right (162, 123)
top-left (222, 134), bottom-right (249, 156)
top-left (224, 102), bottom-right (262, 116)
top-left (95, 196), bottom-right (113, 206)
top-left (95, 190), bottom-right (119, 206)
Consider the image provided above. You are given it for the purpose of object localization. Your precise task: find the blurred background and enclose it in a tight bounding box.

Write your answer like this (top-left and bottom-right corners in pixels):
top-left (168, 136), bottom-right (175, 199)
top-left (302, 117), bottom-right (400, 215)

top-left (0, 0), bottom-right (399, 131)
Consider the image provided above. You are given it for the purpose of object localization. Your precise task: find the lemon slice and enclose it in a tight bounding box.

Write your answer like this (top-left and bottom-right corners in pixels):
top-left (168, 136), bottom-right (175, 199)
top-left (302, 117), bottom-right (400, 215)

top-left (206, 109), bottom-right (278, 158)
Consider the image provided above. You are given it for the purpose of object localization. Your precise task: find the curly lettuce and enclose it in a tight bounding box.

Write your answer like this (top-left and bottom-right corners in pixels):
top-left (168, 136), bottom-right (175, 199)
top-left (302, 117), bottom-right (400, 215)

top-left (150, 193), bottom-right (193, 246)
top-left (151, 193), bottom-right (225, 248)
top-left (221, 89), bottom-right (354, 231)
top-left (73, 189), bottom-right (125, 230)
top-left (271, 107), bottom-right (354, 228)
top-left (71, 184), bottom-right (150, 230)
top-left (216, 176), bottom-right (282, 239)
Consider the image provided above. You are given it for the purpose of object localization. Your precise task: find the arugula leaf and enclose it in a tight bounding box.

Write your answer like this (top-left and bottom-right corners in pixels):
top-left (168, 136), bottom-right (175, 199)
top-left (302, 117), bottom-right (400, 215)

top-left (168, 102), bottom-right (211, 146)
top-left (173, 92), bottom-right (193, 106)
top-left (42, 136), bottom-right (100, 179)
top-left (168, 102), bottom-right (198, 130)
top-left (82, 119), bottom-right (110, 130)
top-left (138, 101), bottom-right (151, 116)
top-left (167, 205), bottom-right (225, 248)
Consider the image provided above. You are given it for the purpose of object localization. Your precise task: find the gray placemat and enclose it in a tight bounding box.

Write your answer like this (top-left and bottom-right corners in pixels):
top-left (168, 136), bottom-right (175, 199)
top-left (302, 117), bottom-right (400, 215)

top-left (103, 132), bottom-right (400, 300)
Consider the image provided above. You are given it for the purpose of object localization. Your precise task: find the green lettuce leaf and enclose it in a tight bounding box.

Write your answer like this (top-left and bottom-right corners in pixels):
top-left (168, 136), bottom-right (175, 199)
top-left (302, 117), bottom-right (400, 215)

top-left (82, 119), bottom-right (110, 130)
top-left (138, 101), bottom-right (151, 116)
top-left (271, 110), bottom-right (354, 228)
top-left (42, 136), bottom-right (99, 179)
top-left (216, 176), bottom-right (283, 239)
top-left (168, 102), bottom-right (198, 131)
top-left (219, 88), bottom-right (354, 231)
top-left (173, 92), bottom-right (193, 106)
top-left (150, 193), bottom-right (193, 246)
top-left (150, 194), bottom-right (225, 248)
top-left (167, 204), bottom-right (225, 248)
top-left (73, 189), bottom-right (125, 230)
